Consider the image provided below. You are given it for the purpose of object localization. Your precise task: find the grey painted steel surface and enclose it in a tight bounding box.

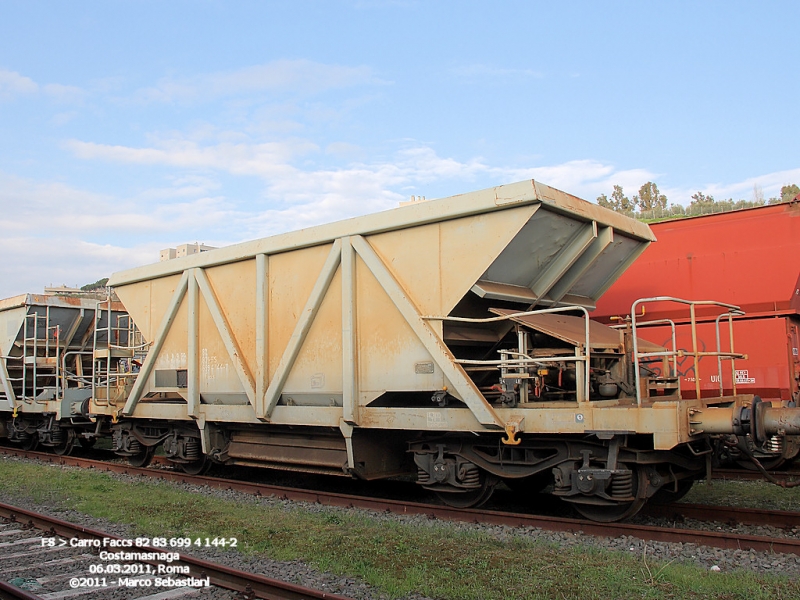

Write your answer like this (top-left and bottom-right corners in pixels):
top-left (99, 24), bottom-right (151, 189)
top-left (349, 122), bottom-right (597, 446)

top-left (101, 179), bottom-right (655, 437)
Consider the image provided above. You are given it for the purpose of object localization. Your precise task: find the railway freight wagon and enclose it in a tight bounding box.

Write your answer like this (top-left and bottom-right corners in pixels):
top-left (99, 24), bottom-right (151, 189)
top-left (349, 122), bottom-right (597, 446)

top-left (593, 200), bottom-right (800, 466)
top-left (0, 294), bottom-right (137, 453)
top-left (77, 180), bottom-right (800, 521)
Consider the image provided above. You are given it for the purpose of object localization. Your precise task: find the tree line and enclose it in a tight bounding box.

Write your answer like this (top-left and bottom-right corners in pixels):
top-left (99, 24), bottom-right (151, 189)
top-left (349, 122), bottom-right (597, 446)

top-left (597, 182), bottom-right (800, 218)
top-left (80, 277), bottom-right (109, 291)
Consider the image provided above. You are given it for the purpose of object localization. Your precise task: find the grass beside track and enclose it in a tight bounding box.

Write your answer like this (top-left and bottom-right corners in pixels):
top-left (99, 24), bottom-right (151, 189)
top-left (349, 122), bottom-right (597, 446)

top-left (0, 459), bottom-right (797, 600)
top-left (683, 478), bottom-right (800, 511)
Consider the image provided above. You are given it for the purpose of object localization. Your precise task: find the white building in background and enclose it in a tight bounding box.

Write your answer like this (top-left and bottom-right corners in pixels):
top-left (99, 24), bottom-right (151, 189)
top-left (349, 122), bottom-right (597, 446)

top-left (160, 243), bottom-right (217, 262)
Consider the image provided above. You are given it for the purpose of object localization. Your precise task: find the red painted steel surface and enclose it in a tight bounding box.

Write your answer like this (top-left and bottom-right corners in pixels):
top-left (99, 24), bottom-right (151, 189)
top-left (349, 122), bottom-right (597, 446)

top-left (635, 316), bottom-right (798, 400)
top-left (594, 202), bottom-right (800, 402)
top-left (594, 201), bottom-right (800, 321)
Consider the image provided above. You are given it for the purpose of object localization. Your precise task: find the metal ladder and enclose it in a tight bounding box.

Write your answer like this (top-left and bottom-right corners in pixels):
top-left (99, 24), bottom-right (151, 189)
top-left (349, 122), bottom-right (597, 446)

top-left (21, 308), bottom-right (61, 403)
top-left (92, 297), bottom-right (145, 406)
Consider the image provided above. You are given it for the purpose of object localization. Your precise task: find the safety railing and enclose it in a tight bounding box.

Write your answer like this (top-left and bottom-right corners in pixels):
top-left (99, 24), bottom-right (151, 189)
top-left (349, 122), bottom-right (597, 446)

top-left (424, 305), bottom-right (592, 402)
top-left (60, 350), bottom-right (94, 391)
top-left (612, 316), bottom-right (680, 379)
top-left (630, 297), bottom-right (744, 406)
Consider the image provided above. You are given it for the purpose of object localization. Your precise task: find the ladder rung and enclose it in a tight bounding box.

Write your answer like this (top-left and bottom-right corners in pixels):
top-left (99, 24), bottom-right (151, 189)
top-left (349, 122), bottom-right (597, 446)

top-left (24, 357), bottom-right (58, 367)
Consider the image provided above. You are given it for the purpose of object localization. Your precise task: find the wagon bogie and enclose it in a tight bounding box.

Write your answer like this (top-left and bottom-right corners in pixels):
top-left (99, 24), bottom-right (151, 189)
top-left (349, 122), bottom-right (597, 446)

top-left (410, 431), bottom-right (707, 520)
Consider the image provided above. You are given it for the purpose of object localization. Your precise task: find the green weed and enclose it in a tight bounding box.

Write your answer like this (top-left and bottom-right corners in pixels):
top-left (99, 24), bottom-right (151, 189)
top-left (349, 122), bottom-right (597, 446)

top-left (0, 458), bottom-right (796, 600)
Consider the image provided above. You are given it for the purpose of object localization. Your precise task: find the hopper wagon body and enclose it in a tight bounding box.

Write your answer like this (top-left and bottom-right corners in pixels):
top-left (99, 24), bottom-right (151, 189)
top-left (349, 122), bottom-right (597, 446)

top-left (5, 180), bottom-right (800, 521)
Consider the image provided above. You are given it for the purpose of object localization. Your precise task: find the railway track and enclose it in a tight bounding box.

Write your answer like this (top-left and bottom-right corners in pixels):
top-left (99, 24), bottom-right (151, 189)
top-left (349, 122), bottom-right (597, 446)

top-left (643, 502), bottom-right (800, 530)
top-left (0, 500), bottom-right (353, 600)
top-left (712, 467), bottom-right (800, 482)
top-left (1, 446), bottom-right (797, 558)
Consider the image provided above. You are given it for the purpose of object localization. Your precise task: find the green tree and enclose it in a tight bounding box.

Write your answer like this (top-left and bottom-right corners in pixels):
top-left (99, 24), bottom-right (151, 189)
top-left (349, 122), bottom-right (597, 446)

top-left (780, 184), bottom-right (800, 203)
top-left (81, 277), bottom-right (109, 291)
top-left (611, 185), bottom-right (636, 212)
top-left (687, 192), bottom-right (716, 215)
top-left (633, 182), bottom-right (668, 211)
top-left (597, 186), bottom-right (632, 212)
top-left (596, 193), bottom-right (612, 209)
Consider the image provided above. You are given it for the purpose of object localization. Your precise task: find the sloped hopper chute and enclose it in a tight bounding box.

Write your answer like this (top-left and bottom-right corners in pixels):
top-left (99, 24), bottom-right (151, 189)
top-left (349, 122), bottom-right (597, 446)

top-left (470, 189), bottom-right (652, 311)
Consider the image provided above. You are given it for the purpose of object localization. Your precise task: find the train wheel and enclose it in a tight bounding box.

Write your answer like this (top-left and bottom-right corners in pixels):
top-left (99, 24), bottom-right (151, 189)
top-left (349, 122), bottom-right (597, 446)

top-left (128, 447), bottom-right (155, 468)
top-left (650, 479), bottom-right (694, 505)
top-left (177, 457), bottom-right (210, 476)
top-left (570, 466), bottom-right (648, 522)
top-left (53, 439), bottom-right (75, 456)
top-left (20, 436), bottom-right (39, 451)
top-left (735, 435), bottom-right (786, 471)
top-left (435, 472), bottom-right (497, 509)
top-left (572, 496), bottom-right (646, 522)
top-left (53, 430), bottom-right (76, 456)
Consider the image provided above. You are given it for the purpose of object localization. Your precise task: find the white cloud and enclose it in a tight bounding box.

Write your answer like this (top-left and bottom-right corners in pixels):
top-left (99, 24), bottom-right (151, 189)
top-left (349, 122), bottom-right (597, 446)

top-left (0, 69), bottom-right (38, 99)
top-left (135, 59), bottom-right (381, 103)
top-left (140, 174), bottom-right (222, 199)
top-left (61, 135), bottom-right (664, 231)
top-left (43, 83), bottom-right (86, 103)
top-left (325, 142), bottom-right (364, 159)
top-left (0, 69), bottom-right (86, 104)
top-left (498, 160), bottom-right (659, 203)
top-left (0, 235), bottom-right (155, 297)
top-left (17, 133), bottom-right (799, 300)
top-left (0, 173), bottom-right (115, 221)
top-left (65, 138), bottom-right (318, 178)
top-left (0, 172), bottom-right (248, 298)
top-left (678, 167), bottom-right (800, 204)
top-left (98, 140), bottom-right (461, 200)
top-left (52, 137), bottom-right (510, 243)
top-left (0, 172), bottom-right (238, 238)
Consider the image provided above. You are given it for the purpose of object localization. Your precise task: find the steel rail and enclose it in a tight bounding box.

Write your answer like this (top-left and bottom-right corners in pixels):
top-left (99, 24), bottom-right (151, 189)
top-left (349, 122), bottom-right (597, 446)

top-left (0, 500), bottom-right (353, 600)
top-left (642, 502), bottom-right (800, 529)
top-left (712, 467), bottom-right (800, 482)
top-left (1, 446), bottom-right (798, 556)
top-left (0, 580), bottom-right (43, 600)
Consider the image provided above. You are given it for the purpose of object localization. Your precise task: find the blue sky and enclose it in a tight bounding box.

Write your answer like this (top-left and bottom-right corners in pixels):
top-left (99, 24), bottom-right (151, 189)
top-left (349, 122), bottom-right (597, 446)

top-left (1, 1), bottom-right (798, 298)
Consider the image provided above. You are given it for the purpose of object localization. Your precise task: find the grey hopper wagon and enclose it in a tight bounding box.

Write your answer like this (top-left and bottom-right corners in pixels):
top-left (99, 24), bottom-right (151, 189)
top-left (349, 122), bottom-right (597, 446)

top-left (0, 293), bottom-right (137, 453)
top-left (84, 179), bottom-right (800, 520)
